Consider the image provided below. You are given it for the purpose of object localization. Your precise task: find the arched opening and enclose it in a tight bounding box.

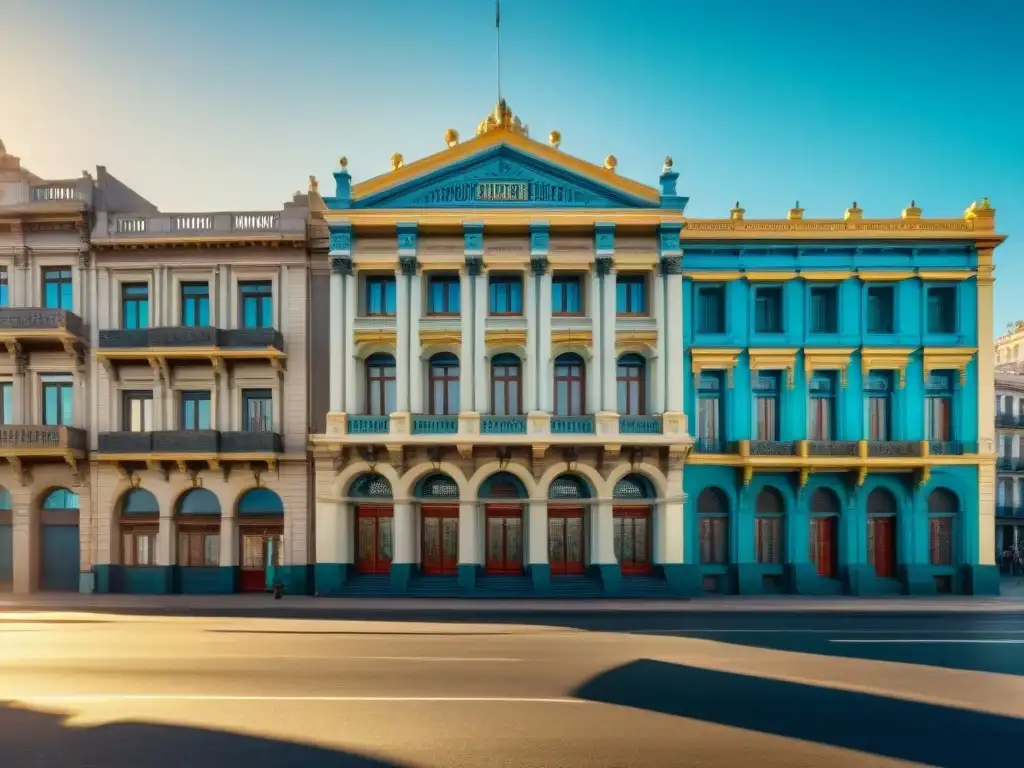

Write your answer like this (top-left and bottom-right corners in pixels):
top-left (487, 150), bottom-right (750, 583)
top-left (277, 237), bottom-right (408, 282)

top-left (0, 486), bottom-right (12, 592)
top-left (428, 353), bottom-right (460, 416)
top-left (40, 488), bottom-right (80, 592)
top-left (616, 354), bottom-right (646, 416)
top-left (547, 474), bottom-right (590, 575)
top-left (927, 488), bottom-right (959, 568)
top-left (754, 487), bottom-right (785, 565)
top-left (416, 473), bottom-right (460, 575)
top-left (237, 488), bottom-right (285, 593)
top-left (119, 488), bottom-right (159, 569)
top-left (365, 353), bottom-right (397, 416)
top-left (175, 489), bottom-right (221, 592)
top-left (867, 487), bottom-right (898, 578)
top-left (491, 353), bottom-right (523, 416)
top-left (351, 473), bottom-right (394, 574)
top-left (696, 487), bottom-right (729, 566)
top-left (808, 487), bottom-right (840, 578)
top-left (480, 472), bottom-right (526, 575)
top-left (613, 473), bottom-right (655, 575)
top-left (553, 353), bottom-right (585, 416)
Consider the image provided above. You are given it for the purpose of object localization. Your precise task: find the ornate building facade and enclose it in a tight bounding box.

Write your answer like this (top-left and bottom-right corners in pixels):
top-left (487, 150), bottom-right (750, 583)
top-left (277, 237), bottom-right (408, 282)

top-left (996, 371), bottom-right (1024, 568)
top-left (307, 102), bottom-right (1004, 597)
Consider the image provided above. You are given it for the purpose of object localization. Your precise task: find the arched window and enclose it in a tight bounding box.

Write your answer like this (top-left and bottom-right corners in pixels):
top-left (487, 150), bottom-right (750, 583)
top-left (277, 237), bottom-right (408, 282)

top-left (351, 473), bottom-right (393, 499)
top-left (616, 354), bottom-right (646, 416)
top-left (755, 487), bottom-right (784, 565)
top-left (548, 474), bottom-right (590, 500)
top-left (554, 353), bottom-right (585, 416)
top-left (43, 488), bottom-right (79, 509)
top-left (237, 488), bottom-right (285, 515)
top-left (481, 472), bottom-right (526, 499)
top-left (120, 488), bottom-right (158, 567)
top-left (697, 487), bottom-right (729, 565)
top-left (366, 354), bottom-right (397, 416)
top-left (175, 489), bottom-right (220, 567)
top-left (867, 487), bottom-right (898, 578)
top-left (808, 488), bottom-right (840, 578)
top-left (614, 474), bottom-right (655, 500)
top-left (417, 473), bottom-right (459, 499)
top-left (491, 354), bottom-right (522, 416)
top-left (928, 488), bottom-right (959, 566)
top-left (429, 353), bottom-right (460, 415)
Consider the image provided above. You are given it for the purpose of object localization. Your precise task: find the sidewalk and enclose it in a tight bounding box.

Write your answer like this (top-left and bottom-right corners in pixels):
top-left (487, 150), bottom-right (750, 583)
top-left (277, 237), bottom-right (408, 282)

top-left (2, 593), bottom-right (1023, 613)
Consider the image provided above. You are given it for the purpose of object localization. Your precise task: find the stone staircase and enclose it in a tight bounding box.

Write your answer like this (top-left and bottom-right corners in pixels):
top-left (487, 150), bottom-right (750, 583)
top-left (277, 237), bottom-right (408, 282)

top-left (547, 575), bottom-right (607, 598)
top-left (617, 574), bottom-right (683, 599)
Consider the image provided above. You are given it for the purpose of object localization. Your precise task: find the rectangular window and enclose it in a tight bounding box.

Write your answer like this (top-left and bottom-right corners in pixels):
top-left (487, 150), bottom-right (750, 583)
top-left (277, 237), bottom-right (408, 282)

top-left (753, 286), bottom-right (783, 333)
top-left (929, 517), bottom-right (953, 566)
top-left (177, 530), bottom-right (220, 567)
top-left (121, 283), bottom-right (150, 329)
top-left (122, 529), bottom-right (157, 566)
top-left (0, 268), bottom-right (8, 306)
top-left (42, 377), bottom-right (73, 426)
top-left (809, 286), bottom-right (838, 334)
top-left (365, 275), bottom-right (397, 316)
top-left (808, 374), bottom-right (834, 441)
top-left (866, 285), bottom-right (895, 334)
top-left (181, 282), bottom-right (210, 327)
top-left (696, 285), bottom-right (725, 334)
top-left (755, 517), bottom-right (782, 564)
top-left (427, 274), bottom-right (460, 315)
top-left (42, 267), bottom-right (73, 310)
top-left (0, 381), bottom-right (12, 425)
top-left (122, 390), bottom-right (153, 432)
top-left (696, 373), bottom-right (723, 451)
top-left (927, 286), bottom-right (957, 334)
top-left (698, 517), bottom-right (728, 564)
top-left (753, 374), bottom-right (779, 441)
top-left (925, 372), bottom-right (953, 443)
top-left (489, 275), bottom-right (523, 315)
top-left (552, 275), bottom-right (582, 315)
top-left (865, 373), bottom-right (891, 441)
top-left (180, 390), bottom-right (211, 430)
top-left (239, 281), bottom-right (273, 328)
top-left (616, 274), bottom-right (647, 315)
top-left (243, 388), bottom-right (273, 432)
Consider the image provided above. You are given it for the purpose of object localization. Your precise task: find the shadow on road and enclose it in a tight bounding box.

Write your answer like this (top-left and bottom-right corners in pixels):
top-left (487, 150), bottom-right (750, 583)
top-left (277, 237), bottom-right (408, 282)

top-left (573, 659), bottom-right (1022, 768)
top-left (0, 701), bottom-right (408, 768)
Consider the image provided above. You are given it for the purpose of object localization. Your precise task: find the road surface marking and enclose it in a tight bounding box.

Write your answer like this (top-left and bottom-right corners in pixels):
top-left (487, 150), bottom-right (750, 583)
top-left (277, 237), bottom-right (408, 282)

top-left (12, 694), bottom-right (587, 704)
top-left (346, 656), bottom-right (521, 662)
top-left (830, 638), bottom-right (1024, 644)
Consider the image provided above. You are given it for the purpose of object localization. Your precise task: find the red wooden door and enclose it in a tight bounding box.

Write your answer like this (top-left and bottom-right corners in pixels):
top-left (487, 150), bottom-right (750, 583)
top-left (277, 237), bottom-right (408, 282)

top-left (548, 508), bottom-right (585, 575)
top-left (485, 505), bottom-right (522, 574)
top-left (239, 530), bottom-right (283, 592)
top-left (809, 516), bottom-right (837, 577)
top-left (422, 505), bottom-right (459, 575)
top-left (613, 506), bottom-right (651, 574)
top-left (356, 506), bottom-right (393, 574)
top-left (869, 516), bottom-right (897, 578)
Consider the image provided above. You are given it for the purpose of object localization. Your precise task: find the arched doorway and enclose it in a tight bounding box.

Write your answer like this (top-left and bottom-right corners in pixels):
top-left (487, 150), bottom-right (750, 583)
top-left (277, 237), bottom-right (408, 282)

top-left (481, 472), bottom-right (525, 574)
top-left (547, 474), bottom-right (589, 575)
top-left (613, 474), bottom-right (655, 574)
top-left (867, 487), bottom-right (898, 578)
top-left (175, 488), bottom-right (221, 593)
top-left (237, 488), bottom-right (284, 592)
top-left (417, 473), bottom-right (459, 575)
top-left (40, 488), bottom-right (80, 592)
top-left (0, 487), bottom-right (12, 592)
top-left (352, 474), bottom-right (394, 574)
top-left (808, 488), bottom-right (840, 578)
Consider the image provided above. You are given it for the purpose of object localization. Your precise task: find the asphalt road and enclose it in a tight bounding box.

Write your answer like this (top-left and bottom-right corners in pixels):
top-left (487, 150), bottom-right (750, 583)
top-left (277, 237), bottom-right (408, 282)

top-left (1, 609), bottom-right (1023, 768)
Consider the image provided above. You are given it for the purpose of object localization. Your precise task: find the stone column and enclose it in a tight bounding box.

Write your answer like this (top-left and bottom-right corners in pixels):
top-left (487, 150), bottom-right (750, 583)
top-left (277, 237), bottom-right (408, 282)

top-left (538, 271), bottom-right (553, 413)
top-left (219, 503), bottom-right (238, 567)
top-left (395, 268), bottom-right (411, 414)
top-left (656, 467), bottom-right (685, 565)
top-left (527, 500), bottom-right (548, 566)
top-left (458, 500), bottom-right (479, 565)
top-left (459, 268), bottom-right (475, 413)
top-left (391, 500), bottom-right (416, 591)
top-left (11, 485), bottom-right (35, 593)
top-left (157, 509), bottom-right (176, 567)
top-left (328, 258), bottom-right (344, 412)
top-left (593, 501), bottom-right (617, 564)
top-left (524, 265), bottom-right (538, 413)
top-left (600, 263), bottom-right (618, 413)
top-left (652, 271), bottom-right (667, 414)
top-left (408, 270), bottom-right (424, 415)
top-left (473, 269), bottom-right (488, 412)
top-left (587, 269), bottom-right (603, 412)
top-left (343, 267), bottom-right (358, 414)
top-left (12, 351), bottom-right (27, 423)
top-left (976, 245), bottom-right (997, 567)
top-left (527, 254), bottom-right (549, 414)
top-left (659, 226), bottom-right (685, 416)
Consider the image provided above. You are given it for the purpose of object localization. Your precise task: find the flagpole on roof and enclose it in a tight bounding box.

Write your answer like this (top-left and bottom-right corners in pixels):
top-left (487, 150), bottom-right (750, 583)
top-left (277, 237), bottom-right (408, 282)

top-left (496, 0), bottom-right (502, 105)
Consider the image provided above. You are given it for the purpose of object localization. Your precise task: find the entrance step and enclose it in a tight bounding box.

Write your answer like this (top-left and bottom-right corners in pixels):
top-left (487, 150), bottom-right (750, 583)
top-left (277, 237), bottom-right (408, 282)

top-left (549, 575), bottom-right (607, 598)
top-left (339, 574), bottom-right (395, 597)
top-left (474, 574), bottom-right (537, 597)
top-left (618, 574), bottom-right (681, 598)
top-left (406, 575), bottom-right (463, 597)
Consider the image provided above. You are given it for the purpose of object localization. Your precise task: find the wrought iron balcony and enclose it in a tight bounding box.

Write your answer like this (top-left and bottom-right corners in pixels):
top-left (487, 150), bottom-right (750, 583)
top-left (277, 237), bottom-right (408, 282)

top-left (619, 415), bottom-right (662, 435)
top-left (220, 431), bottom-right (283, 453)
top-left (411, 416), bottom-right (459, 435)
top-left (152, 430), bottom-right (220, 453)
top-left (97, 432), bottom-right (153, 453)
top-left (996, 412), bottom-right (1024, 428)
top-left (807, 440), bottom-right (859, 457)
top-left (997, 456), bottom-right (1024, 472)
top-left (928, 440), bottom-right (964, 456)
top-left (996, 505), bottom-right (1024, 518)
top-left (748, 440), bottom-right (797, 456)
top-left (0, 425), bottom-right (86, 455)
top-left (98, 326), bottom-right (283, 351)
top-left (480, 415), bottom-right (527, 435)
top-left (692, 437), bottom-right (728, 454)
top-left (867, 441), bottom-right (923, 458)
top-left (551, 415), bottom-right (595, 435)
top-left (347, 415), bottom-right (390, 434)
top-left (97, 430), bottom-right (282, 455)
top-left (0, 308), bottom-right (88, 351)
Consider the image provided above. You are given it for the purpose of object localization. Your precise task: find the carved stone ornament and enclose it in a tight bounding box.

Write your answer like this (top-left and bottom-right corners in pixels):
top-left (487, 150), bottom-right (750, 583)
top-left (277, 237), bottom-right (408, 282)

top-left (465, 255), bottom-right (484, 277)
top-left (399, 255), bottom-right (419, 276)
top-left (595, 255), bottom-right (615, 276)
top-left (659, 255), bottom-right (682, 275)
top-left (330, 255), bottom-right (353, 276)
top-left (13, 247), bottom-right (28, 268)
top-left (78, 249), bottom-right (91, 270)
top-left (530, 256), bottom-right (549, 276)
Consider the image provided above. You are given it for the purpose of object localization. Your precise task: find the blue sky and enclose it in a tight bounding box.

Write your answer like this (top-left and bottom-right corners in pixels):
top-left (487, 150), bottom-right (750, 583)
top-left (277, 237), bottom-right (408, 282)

top-left (2, 0), bottom-right (1022, 332)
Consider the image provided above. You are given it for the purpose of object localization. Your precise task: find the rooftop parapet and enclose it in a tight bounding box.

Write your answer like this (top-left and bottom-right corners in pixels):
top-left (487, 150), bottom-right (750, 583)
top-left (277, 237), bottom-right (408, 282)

top-left (91, 207), bottom-right (307, 247)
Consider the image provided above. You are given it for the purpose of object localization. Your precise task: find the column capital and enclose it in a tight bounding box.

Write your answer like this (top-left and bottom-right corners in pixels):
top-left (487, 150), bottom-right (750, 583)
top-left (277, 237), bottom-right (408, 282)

top-left (530, 255), bottom-right (549, 276)
top-left (328, 222), bottom-right (353, 254)
top-left (330, 255), bottom-right (353, 275)
top-left (659, 255), bottom-right (682, 275)
top-left (399, 255), bottom-right (419, 276)
top-left (595, 255), bottom-right (614, 276)
top-left (465, 255), bottom-right (484, 276)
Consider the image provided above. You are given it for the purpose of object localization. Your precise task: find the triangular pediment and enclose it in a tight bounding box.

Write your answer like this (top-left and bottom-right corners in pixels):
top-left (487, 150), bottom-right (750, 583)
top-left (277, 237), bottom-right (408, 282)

top-left (351, 133), bottom-right (660, 210)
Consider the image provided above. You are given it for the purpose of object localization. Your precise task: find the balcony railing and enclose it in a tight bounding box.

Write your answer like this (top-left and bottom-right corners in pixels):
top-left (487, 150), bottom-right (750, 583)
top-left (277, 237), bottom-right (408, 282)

top-left (95, 211), bottom-right (305, 240)
top-left (551, 415), bottom-right (595, 435)
top-left (928, 440), bottom-right (964, 456)
top-left (97, 430), bottom-right (282, 454)
top-left (867, 441), bottom-right (922, 457)
top-left (99, 327), bottom-right (284, 350)
top-left (807, 440), bottom-right (859, 457)
top-left (480, 415), bottom-right (527, 435)
top-left (411, 416), bottom-right (458, 435)
top-left (347, 416), bottom-right (389, 435)
top-left (996, 413), bottom-right (1024, 428)
top-left (0, 425), bottom-right (86, 452)
top-left (29, 181), bottom-right (91, 204)
top-left (619, 415), bottom-right (662, 435)
top-left (0, 308), bottom-right (87, 340)
top-left (748, 440), bottom-right (797, 456)
top-left (693, 437), bottom-right (727, 454)
top-left (996, 505), bottom-right (1024, 518)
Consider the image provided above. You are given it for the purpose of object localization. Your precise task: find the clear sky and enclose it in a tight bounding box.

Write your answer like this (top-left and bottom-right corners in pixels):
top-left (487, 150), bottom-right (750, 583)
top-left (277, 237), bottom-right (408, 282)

top-left (2, 0), bottom-right (1022, 332)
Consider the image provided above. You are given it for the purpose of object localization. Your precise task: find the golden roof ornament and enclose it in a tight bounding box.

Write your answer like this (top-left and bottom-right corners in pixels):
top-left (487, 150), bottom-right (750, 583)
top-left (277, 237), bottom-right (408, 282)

top-left (980, 196), bottom-right (992, 210)
top-left (663, 156), bottom-right (674, 173)
top-left (476, 99), bottom-right (529, 137)
top-left (548, 130), bottom-right (561, 148)
top-left (730, 201), bottom-right (745, 221)
top-left (603, 154), bottom-right (618, 172)
top-left (338, 156), bottom-right (348, 169)
top-left (901, 200), bottom-right (921, 219)
top-left (391, 153), bottom-right (404, 171)
top-left (308, 175), bottom-right (319, 194)
top-left (787, 201), bottom-right (804, 220)
top-left (844, 201), bottom-right (863, 221)
top-left (444, 128), bottom-right (460, 148)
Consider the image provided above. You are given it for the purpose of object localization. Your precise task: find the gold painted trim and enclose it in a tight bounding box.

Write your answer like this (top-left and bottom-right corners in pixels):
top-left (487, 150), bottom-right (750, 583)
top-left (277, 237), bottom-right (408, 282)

top-left (353, 329), bottom-right (398, 347)
top-left (687, 441), bottom-right (986, 469)
top-left (550, 329), bottom-right (593, 348)
top-left (917, 270), bottom-right (977, 281)
top-left (743, 271), bottom-right (799, 282)
top-left (857, 270), bottom-right (916, 282)
top-left (325, 208), bottom-right (684, 229)
top-left (923, 347), bottom-right (977, 385)
top-left (860, 347), bottom-right (914, 388)
top-left (799, 271), bottom-right (854, 281)
top-left (690, 348), bottom-right (742, 386)
top-left (748, 348), bottom-right (799, 388)
top-left (94, 347), bottom-right (286, 362)
top-left (419, 328), bottom-right (462, 347)
top-left (350, 129), bottom-right (660, 204)
top-left (613, 253), bottom-right (659, 270)
top-left (418, 260), bottom-right (466, 272)
top-left (804, 348), bottom-right (856, 386)
top-left (485, 329), bottom-right (527, 347)
top-left (683, 271), bottom-right (743, 282)
top-left (679, 217), bottom-right (1004, 244)
top-left (615, 330), bottom-right (658, 352)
